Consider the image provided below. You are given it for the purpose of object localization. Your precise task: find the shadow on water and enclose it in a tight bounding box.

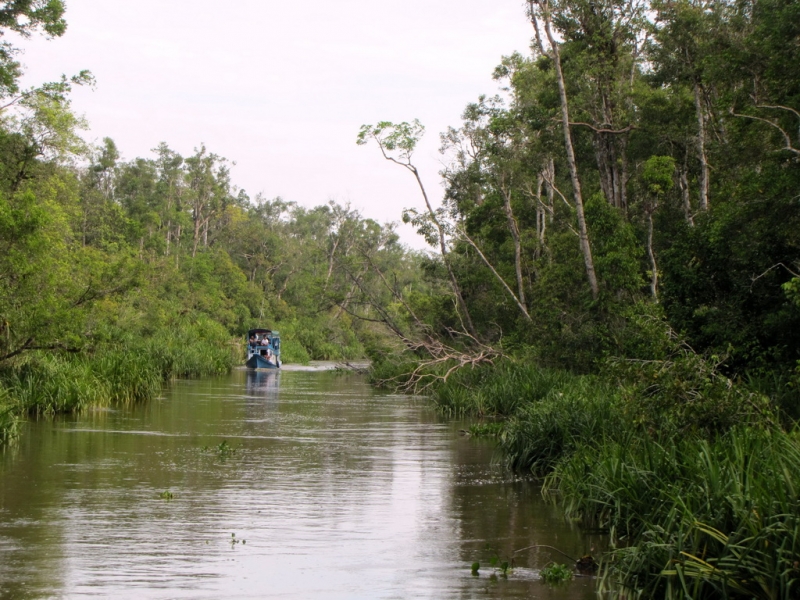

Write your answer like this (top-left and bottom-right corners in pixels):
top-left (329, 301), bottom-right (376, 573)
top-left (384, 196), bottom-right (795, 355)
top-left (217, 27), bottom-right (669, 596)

top-left (0, 369), bottom-right (601, 599)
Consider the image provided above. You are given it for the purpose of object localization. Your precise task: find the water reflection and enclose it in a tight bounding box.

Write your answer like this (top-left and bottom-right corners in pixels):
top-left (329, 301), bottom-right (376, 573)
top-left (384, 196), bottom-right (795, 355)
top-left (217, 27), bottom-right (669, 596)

top-left (0, 370), bottom-right (599, 599)
top-left (245, 369), bottom-right (280, 398)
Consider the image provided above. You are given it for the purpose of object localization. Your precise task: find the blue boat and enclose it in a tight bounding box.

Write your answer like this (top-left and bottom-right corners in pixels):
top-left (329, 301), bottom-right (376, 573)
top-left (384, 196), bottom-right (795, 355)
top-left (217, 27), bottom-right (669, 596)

top-left (245, 328), bottom-right (281, 369)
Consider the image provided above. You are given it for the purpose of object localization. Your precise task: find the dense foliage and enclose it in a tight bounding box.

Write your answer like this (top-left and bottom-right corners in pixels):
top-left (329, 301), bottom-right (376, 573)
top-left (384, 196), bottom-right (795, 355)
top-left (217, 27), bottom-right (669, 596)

top-left (362, 0), bottom-right (800, 596)
top-left (1, 0), bottom-right (800, 596)
top-left (0, 118), bottom-right (415, 433)
top-left (402, 0), bottom-right (800, 382)
top-left (0, 21), bottom-right (422, 438)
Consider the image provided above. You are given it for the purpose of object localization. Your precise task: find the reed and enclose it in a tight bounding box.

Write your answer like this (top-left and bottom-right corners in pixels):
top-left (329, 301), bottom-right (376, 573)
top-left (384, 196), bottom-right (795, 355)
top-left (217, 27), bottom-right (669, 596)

top-left (3, 353), bottom-right (111, 414)
top-left (546, 427), bottom-right (800, 598)
top-left (0, 317), bottom-right (238, 441)
top-left (0, 387), bottom-right (17, 444)
top-left (499, 379), bottom-right (627, 475)
top-left (432, 362), bottom-right (580, 418)
top-left (412, 358), bottom-right (800, 597)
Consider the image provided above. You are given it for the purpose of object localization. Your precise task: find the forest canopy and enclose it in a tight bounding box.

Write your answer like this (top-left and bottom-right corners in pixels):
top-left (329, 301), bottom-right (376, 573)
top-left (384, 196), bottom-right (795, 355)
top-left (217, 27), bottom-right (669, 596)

top-left (1, 0), bottom-right (798, 407)
top-left (1, 1), bottom-right (800, 595)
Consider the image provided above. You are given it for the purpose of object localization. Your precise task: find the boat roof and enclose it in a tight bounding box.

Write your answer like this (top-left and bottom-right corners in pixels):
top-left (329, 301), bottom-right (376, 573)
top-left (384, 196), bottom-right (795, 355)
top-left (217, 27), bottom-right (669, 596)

top-left (247, 328), bottom-right (279, 337)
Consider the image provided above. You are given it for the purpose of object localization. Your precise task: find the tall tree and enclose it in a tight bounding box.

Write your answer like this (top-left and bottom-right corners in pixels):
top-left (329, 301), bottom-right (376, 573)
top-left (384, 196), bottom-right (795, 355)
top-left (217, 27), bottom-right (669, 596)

top-left (0, 0), bottom-right (66, 98)
top-left (358, 120), bottom-right (478, 337)
top-left (528, 0), bottom-right (600, 299)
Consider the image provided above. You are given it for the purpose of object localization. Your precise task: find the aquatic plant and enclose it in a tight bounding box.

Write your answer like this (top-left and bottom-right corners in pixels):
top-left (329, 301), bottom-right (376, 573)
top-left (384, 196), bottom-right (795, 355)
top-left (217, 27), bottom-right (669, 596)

top-left (414, 358), bottom-right (800, 597)
top-left (203, 440), bottom-right (238, 458)
top-left (540, 563), bottom-right (573, 584)
top-left (467, 421), bottom-right (504, 438)
top-left (0, 389), bottom-right (17, 444)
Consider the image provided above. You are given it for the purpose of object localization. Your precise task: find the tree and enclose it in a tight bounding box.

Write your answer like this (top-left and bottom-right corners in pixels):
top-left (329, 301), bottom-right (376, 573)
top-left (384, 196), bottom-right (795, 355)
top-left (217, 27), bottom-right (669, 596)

top-left (0, 0), bottom-right (67, 98)
top-left (640, 155), bottom-right (675, 298)
top-left (184, 146), bottom-right (230, 257)
top-left (357, 120), bottom-right (477, 337)
top-left (528, 0), bottom-right (600, 299)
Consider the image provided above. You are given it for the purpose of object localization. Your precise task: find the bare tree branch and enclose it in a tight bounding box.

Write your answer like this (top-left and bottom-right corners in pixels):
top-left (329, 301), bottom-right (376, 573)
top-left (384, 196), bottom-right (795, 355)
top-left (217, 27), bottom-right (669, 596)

top-left (750, 262), bottom-right (800, 290)
top-left (730, 109), bottom-right (800, 156)
top-left (459, 227), bottom-right (532, 321)
top-left (566, 120), bottom-right (636, 134)
top-left (756, 104), bottom-right (800, 121)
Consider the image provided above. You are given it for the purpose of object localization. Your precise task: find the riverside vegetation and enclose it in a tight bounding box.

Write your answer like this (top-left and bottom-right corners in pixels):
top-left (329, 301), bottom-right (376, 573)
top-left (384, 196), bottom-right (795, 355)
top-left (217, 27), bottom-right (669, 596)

top-left (0, 5), bottom-right (419, 441)
top-left (361, 0), bottom-right (800, 596)
top-left (1, 0), bottom-right (800, 598)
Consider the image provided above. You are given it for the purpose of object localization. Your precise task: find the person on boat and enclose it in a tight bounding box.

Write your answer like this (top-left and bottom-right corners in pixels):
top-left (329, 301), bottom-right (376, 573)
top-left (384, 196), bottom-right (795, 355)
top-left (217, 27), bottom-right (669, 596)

top-left (249, 335), bottom-right (256, 347)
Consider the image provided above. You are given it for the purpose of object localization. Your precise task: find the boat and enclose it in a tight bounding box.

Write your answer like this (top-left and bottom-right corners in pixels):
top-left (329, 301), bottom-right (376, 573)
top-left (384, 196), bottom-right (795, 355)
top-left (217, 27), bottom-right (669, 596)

top-left (245, 328), bottom-right (281, 369)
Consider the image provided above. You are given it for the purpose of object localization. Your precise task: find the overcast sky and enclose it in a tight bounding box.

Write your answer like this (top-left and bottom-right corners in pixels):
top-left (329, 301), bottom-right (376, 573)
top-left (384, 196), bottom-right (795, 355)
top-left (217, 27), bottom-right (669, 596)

top-left (18, 0), bottom-right (534, 249)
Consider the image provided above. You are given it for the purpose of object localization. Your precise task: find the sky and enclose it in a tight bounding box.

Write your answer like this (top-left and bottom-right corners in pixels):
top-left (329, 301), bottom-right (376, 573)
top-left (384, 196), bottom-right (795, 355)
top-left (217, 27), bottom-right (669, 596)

top-left (17, 0), bottom-right (534, 249)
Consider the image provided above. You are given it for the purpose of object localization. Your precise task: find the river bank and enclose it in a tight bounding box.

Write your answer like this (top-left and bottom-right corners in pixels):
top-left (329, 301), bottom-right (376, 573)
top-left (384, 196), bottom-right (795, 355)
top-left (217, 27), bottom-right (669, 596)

top-left (371, 356), bottom-right (800, 598)
top-left (0, 317), bottom-right (237, 444)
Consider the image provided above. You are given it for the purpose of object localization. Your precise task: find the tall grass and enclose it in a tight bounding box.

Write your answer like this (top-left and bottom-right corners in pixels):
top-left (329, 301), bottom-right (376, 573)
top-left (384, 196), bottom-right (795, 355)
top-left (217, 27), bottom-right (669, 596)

top-left (0, 316), bottom-right (237, 441)
top-left (397, 357), bottom-right (800, 598)
top-left (546, 427), bottom-right (800, 598)
top-left (499, 378), bottom-right (627, 474)
top-left (0, 386), bottom-right (17, 444)
top-left (432, 362), bottom-right (579, 418)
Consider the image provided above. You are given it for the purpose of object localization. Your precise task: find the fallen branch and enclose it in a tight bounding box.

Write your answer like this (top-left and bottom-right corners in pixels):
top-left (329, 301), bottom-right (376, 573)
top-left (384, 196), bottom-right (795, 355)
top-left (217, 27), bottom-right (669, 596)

top-left (514, 544), bottom-right (578, 563)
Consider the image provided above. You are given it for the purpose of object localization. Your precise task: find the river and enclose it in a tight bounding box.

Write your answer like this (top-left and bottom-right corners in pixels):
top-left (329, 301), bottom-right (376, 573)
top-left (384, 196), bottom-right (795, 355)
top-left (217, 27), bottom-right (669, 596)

top-left (0, 367), bottom-right (600, 599)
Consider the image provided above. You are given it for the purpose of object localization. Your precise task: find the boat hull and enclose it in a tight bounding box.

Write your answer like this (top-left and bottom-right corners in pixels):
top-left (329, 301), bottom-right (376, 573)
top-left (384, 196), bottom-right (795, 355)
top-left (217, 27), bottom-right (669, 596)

top-left (246, 354), bottom-right (280, 370)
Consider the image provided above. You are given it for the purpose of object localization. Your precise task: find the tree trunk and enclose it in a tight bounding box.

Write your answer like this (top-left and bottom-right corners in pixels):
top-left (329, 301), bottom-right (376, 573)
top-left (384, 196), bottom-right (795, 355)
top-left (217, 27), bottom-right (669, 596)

top-left (678, 155), bottom-right (694, 226)
top-left (540, 3), bottom-right (600, 299)
top-left (545, 157), bottom-right (555, 224)
top-left (647, 208), bottom-right (658, 299)
top-left (694, 82), bottom-right (710, 212)
top-left (499, 182), bottom-right (527, 309)
top-left (175, 225), bottom-right (182, 268)
top-left (192, 207), bottom-right (202, 258)
top-left (535, 172), bottom-right (545, 257)
top-left (410, 166), bottom-right (477, 337)
top-left (325, 235), bottom-right (340, 291)
top-left (619, 136), bottom-right (629, 210)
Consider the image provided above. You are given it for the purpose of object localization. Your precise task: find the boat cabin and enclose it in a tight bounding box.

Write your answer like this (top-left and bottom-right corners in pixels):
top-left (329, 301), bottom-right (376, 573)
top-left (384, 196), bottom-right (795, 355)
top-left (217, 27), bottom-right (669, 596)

top-left (246, 328), bottom-right (281, 369)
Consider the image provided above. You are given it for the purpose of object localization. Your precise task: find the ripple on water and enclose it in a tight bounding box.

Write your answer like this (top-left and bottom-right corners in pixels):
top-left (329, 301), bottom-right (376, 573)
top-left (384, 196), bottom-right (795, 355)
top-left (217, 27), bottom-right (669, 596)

top-left (0, 370), bottom-right (600, 599)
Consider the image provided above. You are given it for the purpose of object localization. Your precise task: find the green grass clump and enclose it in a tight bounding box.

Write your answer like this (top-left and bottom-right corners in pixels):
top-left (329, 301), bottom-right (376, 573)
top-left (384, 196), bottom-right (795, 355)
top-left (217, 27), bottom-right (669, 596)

top-left (432, 362), bottom-right (578, 418)
top-left (547, 427), bottom-right (800, 598)
top-left (499, 378), bottom-right (626, 475)
top-left (0, 315), bottom-right (237, 441)
top-left (428, 361), bottom-right (628, 474)
top-left (396, 356), bottom-right (800, 598)
top-left (3, 353), bottom-right (112, 413)
top-left (0, 387), bottom-right (18, 444)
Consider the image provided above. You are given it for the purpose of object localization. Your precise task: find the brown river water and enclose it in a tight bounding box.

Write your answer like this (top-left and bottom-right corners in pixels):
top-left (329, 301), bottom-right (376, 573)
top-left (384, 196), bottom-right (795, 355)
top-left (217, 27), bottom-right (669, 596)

top-left (0, 367), bottom-right (600, 599)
